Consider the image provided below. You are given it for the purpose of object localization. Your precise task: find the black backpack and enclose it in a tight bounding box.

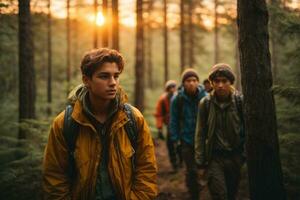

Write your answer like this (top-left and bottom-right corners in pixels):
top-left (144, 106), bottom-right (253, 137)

top-left (63, 103), bottom-right (138, 181)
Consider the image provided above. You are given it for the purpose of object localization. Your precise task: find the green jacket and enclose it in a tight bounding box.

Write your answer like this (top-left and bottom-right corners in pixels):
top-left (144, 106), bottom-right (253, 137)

top-left (194, 91), bottom-right (245, 166)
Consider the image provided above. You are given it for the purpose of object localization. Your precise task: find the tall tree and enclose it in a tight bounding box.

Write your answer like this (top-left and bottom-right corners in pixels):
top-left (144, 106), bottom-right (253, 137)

top-left (237, 0), bottom-right (286, 199)
top-left (145, 0), bottom-right (153, 89)
top-left (112, 0), bottom-right (119, 50)
top-left (163, 0), bottom-right (169, 82)
top-left (188, 0), bottom-right (194, 68)
top-left (18, 0), bottom-right (36, 139)
top-left (102, 0), bottom-right (109, 47)
top-left (134, 0), bottom-right (144, 111)
top-left (93, 0), bottom-right (99, 48)
top-left (73, 0), bottom-right (80, 71)
top-left (234, 22), bottom-right (241, 91)
top-left (66, 0), bottom-right (71, 91)
top-left (214, 0), bottom-right (219, 64)
top-left (47, 0), bottom-right (52, 115)
top-left (180, 0), bottom-right (186, 73)
top-left (270, 0), bottom-right (280, 83)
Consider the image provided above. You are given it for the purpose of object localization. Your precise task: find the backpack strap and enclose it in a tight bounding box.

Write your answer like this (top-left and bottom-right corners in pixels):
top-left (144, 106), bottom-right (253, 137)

top-left (63, 105), bottom-right (80, 181)
top-left (234, 94), bottom-right (244, 123)
top-left (123, 103), bottom-right (138, 170)
top-left (234, 93), bottom-right (245, 146)
top-left (177, 94), bottom-right (184, 133)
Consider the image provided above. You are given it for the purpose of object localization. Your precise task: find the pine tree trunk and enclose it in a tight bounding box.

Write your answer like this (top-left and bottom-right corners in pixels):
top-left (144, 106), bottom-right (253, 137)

top-left (270, 0), bottom-right (279, 83)
top-left (237, 0), bottom-right (286, 199)
top-left (47, 0), bottom-right (52, 115)
top-left (93, 0), bottom-right (98, 48)
top-left (112, 0), bottom-right (119, 51)
top-left (102, 0), bottom-right (109, 47)
top-left (214, 0), bottom-right (219, 64)
top-left (188, 0), bottom-right (194, 68)
top-left (180, 0), bottom-right (186, 73)
top-left (18, 0), bottom-right (36, 139)
top-left (146, 1), bottom-right (153, 89)
top-left (163, 0), bottom-right (169, 82)
top-left (66, 0), bottom-right (71, 92)
top-left (134, 0), bottom-right (144, 111)
top-left (234, 23), bottom-right (241, 91)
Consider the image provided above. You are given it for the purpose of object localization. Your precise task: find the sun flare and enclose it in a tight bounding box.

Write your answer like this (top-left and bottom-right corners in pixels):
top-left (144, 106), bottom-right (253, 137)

top-left (87, 11), bottom-right (105, 26)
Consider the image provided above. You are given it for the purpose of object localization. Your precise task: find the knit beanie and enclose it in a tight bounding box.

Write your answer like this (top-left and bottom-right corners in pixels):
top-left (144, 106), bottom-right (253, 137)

top-left (208, 63), bottom-right (235, 84)
top-left (181, 68), bottom-right (199, 83)
top-left (165, 80), bottom-right (177, 91)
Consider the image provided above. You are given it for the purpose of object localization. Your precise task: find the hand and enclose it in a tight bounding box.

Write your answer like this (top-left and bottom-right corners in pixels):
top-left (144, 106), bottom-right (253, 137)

top-left (157, 129), bottom-right (165, 140)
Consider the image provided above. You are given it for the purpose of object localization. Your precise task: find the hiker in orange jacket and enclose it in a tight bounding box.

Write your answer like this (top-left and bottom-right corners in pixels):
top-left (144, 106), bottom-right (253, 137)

top-left (154, 80), bottom-right (180, 171)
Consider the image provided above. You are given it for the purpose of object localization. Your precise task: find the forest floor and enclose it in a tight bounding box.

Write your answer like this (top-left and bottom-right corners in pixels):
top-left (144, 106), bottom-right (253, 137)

top-left (154, 139), bottom-right (249, 200)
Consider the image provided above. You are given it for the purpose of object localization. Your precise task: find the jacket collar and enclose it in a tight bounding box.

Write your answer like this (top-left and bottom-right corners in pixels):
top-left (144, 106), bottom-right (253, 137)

top-left (179, 85), bottom-right (205, 101)
top-left (72, 101), bottom-right (130, 134)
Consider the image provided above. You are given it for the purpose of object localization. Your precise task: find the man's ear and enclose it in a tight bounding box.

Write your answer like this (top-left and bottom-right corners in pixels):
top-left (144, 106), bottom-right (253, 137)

top-left (82, 75), bottom-right (90, 88)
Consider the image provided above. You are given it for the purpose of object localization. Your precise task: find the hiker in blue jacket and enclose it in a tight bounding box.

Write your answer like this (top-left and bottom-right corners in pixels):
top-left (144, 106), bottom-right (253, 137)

top-left (170, 68), bottom-right (207, 200)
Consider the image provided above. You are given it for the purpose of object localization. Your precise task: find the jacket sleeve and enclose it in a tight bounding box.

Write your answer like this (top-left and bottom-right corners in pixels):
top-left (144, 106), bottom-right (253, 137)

top-left (194, 98), bottom-right (208, 166)
top-left (154, 96), bottom-right (164, 129)
top-left (42, 113), bottom-right (72, 200)
top-left (169, 95), bottom-right (180, 142)
top-left (130, 109), bottom-right (158, 200)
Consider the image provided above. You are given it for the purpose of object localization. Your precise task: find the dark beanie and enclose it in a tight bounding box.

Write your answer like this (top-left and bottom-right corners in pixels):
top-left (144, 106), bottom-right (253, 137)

top-left (208, 63), bottom-right (235, 84)
top-left (181, 68), bottom-right (199, 83)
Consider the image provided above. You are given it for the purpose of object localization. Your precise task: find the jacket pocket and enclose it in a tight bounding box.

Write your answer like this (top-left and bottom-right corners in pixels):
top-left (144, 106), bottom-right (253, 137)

top-left (74, 149), bottom-right (90, 185)
top-left (119, 144), bottom-right (135, 182)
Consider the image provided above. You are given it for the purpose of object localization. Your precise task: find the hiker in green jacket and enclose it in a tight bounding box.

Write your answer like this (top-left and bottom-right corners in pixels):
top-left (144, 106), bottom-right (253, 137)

top-left (194, 63), bottom-right (245, 200)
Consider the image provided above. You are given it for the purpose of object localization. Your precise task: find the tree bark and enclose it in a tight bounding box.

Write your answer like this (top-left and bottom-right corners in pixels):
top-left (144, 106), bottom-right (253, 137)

top-left (18, 0), bottom-right (36, 139)
top-left (112, 0), bottom-right (119, 51)
top-left (47, 0), bottom-right (52, 115)
top-left (134, 0), bottom-right (144, 111)
top-left (237, 0), bottom-right (286, 199)
top-left (102, 0), bottom-right (109, 47)
top-left (163, 0), bottom-right (169, 82)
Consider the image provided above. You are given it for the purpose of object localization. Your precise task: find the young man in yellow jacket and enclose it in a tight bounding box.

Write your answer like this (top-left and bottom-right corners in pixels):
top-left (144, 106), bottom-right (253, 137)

top-left (43, 48), bottom-right (157, 200)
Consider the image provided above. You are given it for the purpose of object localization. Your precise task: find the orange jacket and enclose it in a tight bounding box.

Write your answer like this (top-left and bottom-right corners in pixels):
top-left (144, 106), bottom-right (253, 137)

top-left (43, 98), bottom-right (157, 199)
top-left (154, 93), bottom-right (171, 129)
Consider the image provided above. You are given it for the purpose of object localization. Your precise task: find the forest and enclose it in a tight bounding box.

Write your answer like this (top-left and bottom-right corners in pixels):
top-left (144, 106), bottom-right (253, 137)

top-left (0, 0), bottom-right (300, 199)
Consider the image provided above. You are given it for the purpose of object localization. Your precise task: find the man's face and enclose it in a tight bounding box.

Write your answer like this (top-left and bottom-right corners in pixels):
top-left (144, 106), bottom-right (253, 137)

top-left (168, 86), bottom-right (176, 94)
top-left (183, 77), bottom-right (199, 94)
top-left (83, 62), bottom-right (120, 100)
top-left (204, 82), bottom-right (212, 92)
top-left (211, 76), bottom-right (231, 98)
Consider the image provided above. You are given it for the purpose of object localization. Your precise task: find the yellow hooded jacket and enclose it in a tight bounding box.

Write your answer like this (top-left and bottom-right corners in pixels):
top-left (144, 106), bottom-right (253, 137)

top-left (42, 87), bottom-right (157, 200)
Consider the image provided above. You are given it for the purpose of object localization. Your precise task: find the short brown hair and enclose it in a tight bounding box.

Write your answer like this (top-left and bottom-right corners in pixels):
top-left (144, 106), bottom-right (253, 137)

top-left (80, 48), bottom-right (124, 77)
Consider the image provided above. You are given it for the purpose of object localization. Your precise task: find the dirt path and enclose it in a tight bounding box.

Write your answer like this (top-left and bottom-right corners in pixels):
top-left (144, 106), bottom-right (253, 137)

top-left (154, 139), bottom-right (249, 200)
top-left (154, 139), bottom-right (188, 200)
